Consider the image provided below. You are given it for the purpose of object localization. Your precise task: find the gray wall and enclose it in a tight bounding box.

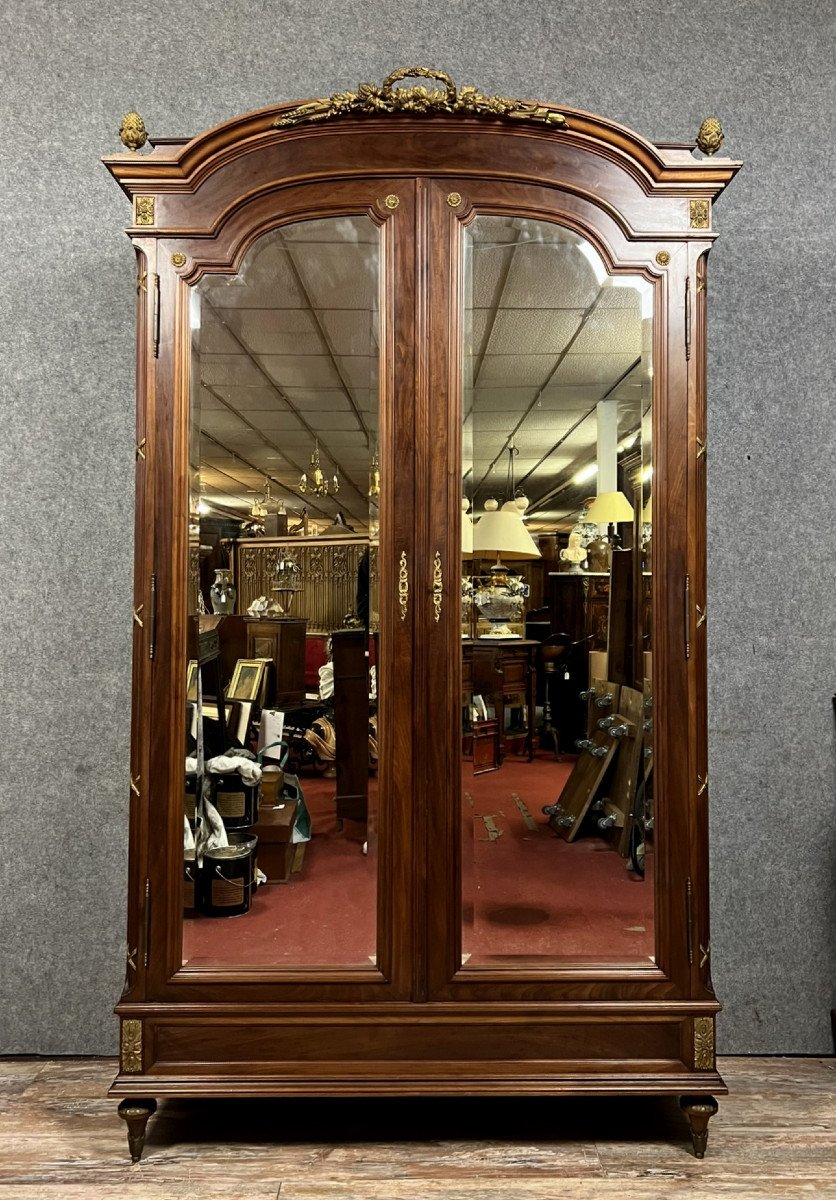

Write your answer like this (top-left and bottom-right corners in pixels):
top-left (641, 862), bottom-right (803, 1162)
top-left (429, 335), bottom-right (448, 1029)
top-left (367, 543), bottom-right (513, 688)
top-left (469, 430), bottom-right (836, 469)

top-left (1, 0), bottom-right (833, 1056)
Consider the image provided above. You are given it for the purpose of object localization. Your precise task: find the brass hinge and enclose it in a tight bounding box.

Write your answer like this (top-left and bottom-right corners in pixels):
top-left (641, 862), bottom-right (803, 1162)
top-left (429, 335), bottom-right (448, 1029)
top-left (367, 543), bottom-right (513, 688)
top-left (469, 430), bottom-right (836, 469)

top-left (686, 877), bottom-right (694, 965)
top-left (700, 941), bottom-right (711, 969)
top-left (152, 274), bottom-right (160, 358)
top-left (698, 774), bottom-right (708, 797)
top-left (126, 943), bottom-right (137, 975)
top-left (130, 774), bottom-right (140, 797)
top-left (149, 574), bottom-right (157, 660)
top-left (684, 574), bottom-right (691, 659)
top-left (132, 605), bottom-right (144, 628)
top-left (135, 437), bottom-right (147, 462)
top-left (143, 878), bottom-right (151, 968)
top-left (685, 276), bottom-right (692, 361)
top-left (696, 603), bottom-right (707, 628)
top-left (696, 436), bottom-right (707, 461)
top-left (136, 269), bottom-right (147, 295)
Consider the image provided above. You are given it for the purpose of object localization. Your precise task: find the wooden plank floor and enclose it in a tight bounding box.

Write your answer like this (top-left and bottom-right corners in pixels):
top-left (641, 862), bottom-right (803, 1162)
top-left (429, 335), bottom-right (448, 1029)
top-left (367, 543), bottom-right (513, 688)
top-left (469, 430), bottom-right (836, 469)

top-left (0, 1057), bottom-right (834, 1198)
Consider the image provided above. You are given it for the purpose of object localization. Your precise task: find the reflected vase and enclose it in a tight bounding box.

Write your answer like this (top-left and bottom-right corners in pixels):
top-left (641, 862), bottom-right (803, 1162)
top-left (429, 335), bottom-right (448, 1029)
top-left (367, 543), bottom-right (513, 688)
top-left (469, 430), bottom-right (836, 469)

top-left (209, 569), bottom-right (236, 614)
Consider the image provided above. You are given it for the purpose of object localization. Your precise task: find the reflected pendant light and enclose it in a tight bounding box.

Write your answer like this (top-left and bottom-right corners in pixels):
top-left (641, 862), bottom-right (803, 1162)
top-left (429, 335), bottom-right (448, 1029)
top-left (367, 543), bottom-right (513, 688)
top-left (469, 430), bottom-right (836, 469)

top-left (472, 440), bottom-right (541, 563)
top-left (299, 439), bottom-right (339, 497)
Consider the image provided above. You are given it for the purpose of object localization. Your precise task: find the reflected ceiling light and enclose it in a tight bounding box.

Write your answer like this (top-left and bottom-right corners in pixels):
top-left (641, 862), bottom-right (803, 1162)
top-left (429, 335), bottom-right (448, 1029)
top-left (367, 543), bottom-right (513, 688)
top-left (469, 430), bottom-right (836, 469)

top-left (250, 477), bottom-right (276, 520)
top-left (299, 439), bottom-right (339, 497)
top-left (577, 239), bottom-right (607, 285)
top-left (197, 499), bottom-right (210, 516)
top-left (640, 465), bottom-right (653, 483)
top-left (618, 433), bottom-right (639, 452)
top-left (572, 462), bottom-right (598, 485)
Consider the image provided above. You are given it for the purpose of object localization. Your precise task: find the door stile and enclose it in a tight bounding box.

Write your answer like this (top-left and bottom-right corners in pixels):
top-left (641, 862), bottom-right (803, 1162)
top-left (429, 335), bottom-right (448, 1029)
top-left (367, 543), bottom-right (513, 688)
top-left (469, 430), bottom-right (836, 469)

top-left (419, 181), bottom-right (467, 997)
top-left (376, 181), bottom-right (421, 998)
top-left (122, 237), bottom-right (157, 1008)
top-left (654, 247), bottom-right (696, 995)
top-left (685, 241), bottom-right (715, 1003)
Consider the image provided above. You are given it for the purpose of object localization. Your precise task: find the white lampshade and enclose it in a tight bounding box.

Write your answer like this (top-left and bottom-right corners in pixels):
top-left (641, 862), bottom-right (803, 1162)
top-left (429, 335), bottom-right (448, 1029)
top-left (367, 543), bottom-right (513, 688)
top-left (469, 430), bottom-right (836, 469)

top-left (461, 498), bottom-right (474, 557)
top-left (642, 495), bottom-right (652, 524)
top-left (473, 499), bottom-right (541, 561)
top-left (586, 491), bottom-right (635, 524)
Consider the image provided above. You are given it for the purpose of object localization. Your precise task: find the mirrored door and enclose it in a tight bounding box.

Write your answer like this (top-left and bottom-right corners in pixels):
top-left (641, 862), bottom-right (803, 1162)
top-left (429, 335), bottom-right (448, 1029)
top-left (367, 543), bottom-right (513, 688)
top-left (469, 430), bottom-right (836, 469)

top-left (457, 213), bottom-right (656, 967)
top-left (182, 216), bottom-right (385, 969)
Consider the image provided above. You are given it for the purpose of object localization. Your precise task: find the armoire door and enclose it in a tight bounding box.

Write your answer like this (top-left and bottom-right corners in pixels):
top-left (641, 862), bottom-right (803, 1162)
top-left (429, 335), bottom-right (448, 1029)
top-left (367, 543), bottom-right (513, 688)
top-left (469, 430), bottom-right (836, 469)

top-left (419, 177), bottom-right (693, 1007)
top-left (139, 180), bottom-right (429, 1014)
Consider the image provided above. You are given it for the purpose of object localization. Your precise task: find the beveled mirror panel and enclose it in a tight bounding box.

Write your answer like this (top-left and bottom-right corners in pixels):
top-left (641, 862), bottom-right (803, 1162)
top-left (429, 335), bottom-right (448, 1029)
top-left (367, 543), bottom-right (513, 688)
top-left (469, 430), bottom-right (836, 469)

top-left (183, 216), bottom-right (381, 968)
top-left (459, 215), bottom-right (654, 965)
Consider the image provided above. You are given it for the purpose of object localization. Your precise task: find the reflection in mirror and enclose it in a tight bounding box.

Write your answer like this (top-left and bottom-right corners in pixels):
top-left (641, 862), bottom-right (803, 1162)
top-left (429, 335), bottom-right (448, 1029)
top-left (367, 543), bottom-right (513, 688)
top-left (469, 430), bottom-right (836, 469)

top-left (184, 217), bottom-right (381, 968)
top-left (460, 216), bottom-right (654, 965)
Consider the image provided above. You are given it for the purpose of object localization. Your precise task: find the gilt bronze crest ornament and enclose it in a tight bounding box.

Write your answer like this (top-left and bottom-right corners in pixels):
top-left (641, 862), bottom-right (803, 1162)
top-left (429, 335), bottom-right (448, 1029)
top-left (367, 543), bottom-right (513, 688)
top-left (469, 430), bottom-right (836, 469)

top-left (275, 67), bottom-right (567, 130)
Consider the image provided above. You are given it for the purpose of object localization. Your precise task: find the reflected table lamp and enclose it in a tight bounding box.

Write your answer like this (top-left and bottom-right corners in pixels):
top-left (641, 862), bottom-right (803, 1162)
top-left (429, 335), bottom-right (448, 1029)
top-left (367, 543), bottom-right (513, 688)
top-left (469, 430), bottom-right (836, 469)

top-left (471, 498), bottom-right (541, 638)
top-left (585, 490), bottom-right (634, 550)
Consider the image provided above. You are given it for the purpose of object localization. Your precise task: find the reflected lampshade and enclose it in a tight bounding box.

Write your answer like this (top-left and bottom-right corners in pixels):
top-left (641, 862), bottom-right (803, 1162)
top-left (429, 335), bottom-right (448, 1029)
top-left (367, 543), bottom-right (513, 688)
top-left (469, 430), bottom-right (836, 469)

top-left (472, 499), bottom-right (541, 561)
top-left (586, 491), bottom-right (635, 524)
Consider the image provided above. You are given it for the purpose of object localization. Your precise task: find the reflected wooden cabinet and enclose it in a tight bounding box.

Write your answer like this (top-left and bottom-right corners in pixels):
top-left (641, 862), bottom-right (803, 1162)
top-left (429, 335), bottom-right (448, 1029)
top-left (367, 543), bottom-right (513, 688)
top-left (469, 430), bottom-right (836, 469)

top-left (105, 69), bottom-right (739, 1161)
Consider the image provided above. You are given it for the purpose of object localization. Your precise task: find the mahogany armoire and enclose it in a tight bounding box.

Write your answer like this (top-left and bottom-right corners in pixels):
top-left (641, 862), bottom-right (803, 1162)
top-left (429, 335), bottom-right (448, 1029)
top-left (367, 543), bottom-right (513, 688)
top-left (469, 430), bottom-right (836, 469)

top-left (103, 68), bottom-right (740, 1162)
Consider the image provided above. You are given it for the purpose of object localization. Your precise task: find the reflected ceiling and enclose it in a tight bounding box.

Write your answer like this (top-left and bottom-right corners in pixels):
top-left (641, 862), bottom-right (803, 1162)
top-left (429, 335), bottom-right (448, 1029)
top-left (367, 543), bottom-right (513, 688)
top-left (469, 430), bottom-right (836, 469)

top-left (192, 215), bottom-right (651, 533)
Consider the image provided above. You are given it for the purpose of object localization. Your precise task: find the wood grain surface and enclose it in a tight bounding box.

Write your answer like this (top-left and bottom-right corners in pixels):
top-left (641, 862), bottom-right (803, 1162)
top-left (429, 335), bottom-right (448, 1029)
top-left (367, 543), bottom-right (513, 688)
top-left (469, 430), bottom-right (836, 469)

top-left (1, 1057), bottom-right (834, 1198)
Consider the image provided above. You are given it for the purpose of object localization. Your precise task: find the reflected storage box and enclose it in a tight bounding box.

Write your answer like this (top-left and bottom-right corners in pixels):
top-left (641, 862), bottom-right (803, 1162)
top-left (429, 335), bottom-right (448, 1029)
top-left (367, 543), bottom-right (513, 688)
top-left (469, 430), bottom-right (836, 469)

top-left (211, 773), bottom-right (259, 829)
top-left (200, 833), bottom-right (258, 917)
top-left (252, 798), bottom-right (299, 883)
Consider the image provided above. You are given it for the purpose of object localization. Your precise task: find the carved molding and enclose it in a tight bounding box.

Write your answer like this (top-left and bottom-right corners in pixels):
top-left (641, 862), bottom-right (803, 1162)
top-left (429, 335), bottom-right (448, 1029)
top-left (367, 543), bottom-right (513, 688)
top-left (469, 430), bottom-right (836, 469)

top-left (275, 67), bottom-right (567, 132)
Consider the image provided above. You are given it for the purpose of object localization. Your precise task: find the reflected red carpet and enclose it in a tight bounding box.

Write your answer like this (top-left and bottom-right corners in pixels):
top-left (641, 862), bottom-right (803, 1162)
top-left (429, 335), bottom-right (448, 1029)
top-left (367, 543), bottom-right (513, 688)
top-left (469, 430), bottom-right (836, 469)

top-left (184, 752), bottom-right (654, 968)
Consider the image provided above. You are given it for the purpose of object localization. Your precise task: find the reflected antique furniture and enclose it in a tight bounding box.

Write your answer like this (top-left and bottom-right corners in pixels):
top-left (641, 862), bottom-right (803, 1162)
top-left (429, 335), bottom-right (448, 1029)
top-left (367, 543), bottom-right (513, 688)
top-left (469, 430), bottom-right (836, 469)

top-left (105, 69), bottom-right (738, 1162)
top-left (244, 617), bottom-right (307, 708)
top-left (462, 639), bottom-right (537, 763)
top-left (331, 628), bottom-right (372, 825)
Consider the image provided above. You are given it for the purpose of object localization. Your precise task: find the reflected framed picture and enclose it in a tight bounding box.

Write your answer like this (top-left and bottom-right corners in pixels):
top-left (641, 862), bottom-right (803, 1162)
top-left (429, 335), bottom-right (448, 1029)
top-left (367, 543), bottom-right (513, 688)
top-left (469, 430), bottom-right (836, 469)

top-left (228, 658), bottom-right (269, 703)
top-left (186, 660), bottom-right (198, 702)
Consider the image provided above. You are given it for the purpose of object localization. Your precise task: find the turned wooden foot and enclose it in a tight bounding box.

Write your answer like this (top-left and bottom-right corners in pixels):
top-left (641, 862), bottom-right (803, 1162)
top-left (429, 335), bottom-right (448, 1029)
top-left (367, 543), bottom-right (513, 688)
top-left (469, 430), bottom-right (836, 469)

top-left (117, 1098), bottom-right (157, 1162)
top-left (680, 1095), bottom-right (718, 1158)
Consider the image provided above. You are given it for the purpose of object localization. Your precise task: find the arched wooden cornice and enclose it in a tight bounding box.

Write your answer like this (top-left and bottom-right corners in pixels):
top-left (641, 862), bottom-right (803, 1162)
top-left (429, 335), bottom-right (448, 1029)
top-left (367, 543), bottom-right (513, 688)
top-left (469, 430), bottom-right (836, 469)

top-left (103, 68), bottom-right (740, 236)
